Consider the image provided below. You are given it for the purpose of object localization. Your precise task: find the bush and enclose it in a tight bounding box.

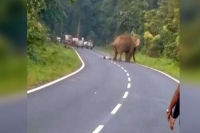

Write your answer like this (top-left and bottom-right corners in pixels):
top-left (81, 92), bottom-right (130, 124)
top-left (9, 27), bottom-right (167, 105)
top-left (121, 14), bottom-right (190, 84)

top-left (27, 44), bottom-right (81, 88)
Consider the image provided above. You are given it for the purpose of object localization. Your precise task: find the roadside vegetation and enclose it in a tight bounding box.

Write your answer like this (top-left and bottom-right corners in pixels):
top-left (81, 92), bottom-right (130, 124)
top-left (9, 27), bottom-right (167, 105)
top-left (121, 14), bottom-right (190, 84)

top-left (27, 0), bottom-right (80, 89)
top-left (65, 0), bottom-right (180, 79)
top-left (97, 45), bottom-right (179, 79)
top-left (27, 0), bottom-right (199, 88)
top-left (27, 44), bottom-right (81, 89)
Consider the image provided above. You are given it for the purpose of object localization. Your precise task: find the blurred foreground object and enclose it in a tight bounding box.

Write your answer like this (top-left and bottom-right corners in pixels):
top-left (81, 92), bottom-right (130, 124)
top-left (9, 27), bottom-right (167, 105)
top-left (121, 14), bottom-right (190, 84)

top-left (180, 0), bottom-right (200, 133)
top-left (0, 0), bottom-right (26, 132)
top-left (0, 0), bottom-right (26, 97)
top-left (180, 0), bottom-right (200, 84)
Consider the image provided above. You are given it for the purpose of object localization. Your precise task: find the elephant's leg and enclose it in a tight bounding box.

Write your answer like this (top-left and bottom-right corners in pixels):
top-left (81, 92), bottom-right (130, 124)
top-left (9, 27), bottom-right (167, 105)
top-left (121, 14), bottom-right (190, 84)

top-left (118, 52), bottom-right (122, 62)
top-left (132, 48), bottom-right (136, 62)
top-left (132, 53), bottom-right (135, 62)
top-left (113, 47), bottom-right (117, 61)
top-left (124, 51), bottom-right (132, 63)
top-left (125, 52), bottom-right (129, 62)
top-left (127, 53), bottom-right (131, 63)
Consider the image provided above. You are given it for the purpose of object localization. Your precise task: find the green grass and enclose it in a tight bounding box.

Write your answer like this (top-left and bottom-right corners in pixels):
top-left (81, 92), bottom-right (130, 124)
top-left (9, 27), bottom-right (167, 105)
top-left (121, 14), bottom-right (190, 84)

top-left (27, 44), bottom-right (81, 89)
top-left (135, 53), bottom-right (179, 79)
top-left (97, 45), bottom-right (180, 80)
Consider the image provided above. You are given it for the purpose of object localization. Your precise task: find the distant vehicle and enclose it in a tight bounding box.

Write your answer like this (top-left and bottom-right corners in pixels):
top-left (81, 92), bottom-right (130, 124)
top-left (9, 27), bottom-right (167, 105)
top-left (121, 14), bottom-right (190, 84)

top-left (64, 35), bottom-right (73, 45)
top-left (84, 40), bottom-right (93, 49)
top-left (61, 35), bottom-right (65, 43)
top-left (77, 40), bottom-right (84, 48)
top-left (56, 37), bottom-right (61, 42)
top-left (88, 40), bottom-right (93, 49)
top-left (88, 41), bottom-right (93, 49)
top-left (72, 38), bottom-right (79, 42)
top-left (72, 38), bottom-right (79, 47)
top-left (84, 41), bottom-right (88, 48)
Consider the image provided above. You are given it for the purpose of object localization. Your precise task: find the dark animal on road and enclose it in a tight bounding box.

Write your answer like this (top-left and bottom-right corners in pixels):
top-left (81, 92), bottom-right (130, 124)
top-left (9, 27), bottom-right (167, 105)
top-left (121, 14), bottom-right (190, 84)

top-left (112, 34), bottom-right (140, 62)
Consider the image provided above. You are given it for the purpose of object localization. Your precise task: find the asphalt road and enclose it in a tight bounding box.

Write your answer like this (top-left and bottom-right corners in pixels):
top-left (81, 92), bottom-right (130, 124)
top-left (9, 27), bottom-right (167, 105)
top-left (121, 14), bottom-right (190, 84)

top-left (27, 48), bottom-right (180, 133)
top-left (1, 47), bottom-right (199, 133)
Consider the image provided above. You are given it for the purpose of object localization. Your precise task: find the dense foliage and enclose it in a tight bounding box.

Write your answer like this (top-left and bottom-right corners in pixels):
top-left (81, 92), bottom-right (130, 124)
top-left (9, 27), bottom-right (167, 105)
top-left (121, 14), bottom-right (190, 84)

top-left (0, 0), bottom-right (26, 51)
top-left (143, 0), bottom-right (179, 61)
top-left (64, 0), bottom-right (180, 63)
top-left (27, 0), bottom-right (181, 65)
top-left (27, 0), bottom-right (75, 57)
top-left (27, 0), bottom-right (82, 88)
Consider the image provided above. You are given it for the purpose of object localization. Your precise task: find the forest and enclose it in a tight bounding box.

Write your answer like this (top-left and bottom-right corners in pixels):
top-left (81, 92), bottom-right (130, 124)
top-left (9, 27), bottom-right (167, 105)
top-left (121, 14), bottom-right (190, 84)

top-left (1, 0), bottom-right (199, 94)
top-left (28, 0), bottom-right (180, 63)
top-left (66, 0), bottom-right (179, 63)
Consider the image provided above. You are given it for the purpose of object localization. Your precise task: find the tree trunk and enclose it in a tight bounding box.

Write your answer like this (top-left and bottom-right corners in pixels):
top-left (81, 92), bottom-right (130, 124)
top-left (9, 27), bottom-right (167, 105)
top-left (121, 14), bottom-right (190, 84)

top-left (77, 18), bottom-right (81, 38)
top-left (60, 18), bottom-right (63, 36)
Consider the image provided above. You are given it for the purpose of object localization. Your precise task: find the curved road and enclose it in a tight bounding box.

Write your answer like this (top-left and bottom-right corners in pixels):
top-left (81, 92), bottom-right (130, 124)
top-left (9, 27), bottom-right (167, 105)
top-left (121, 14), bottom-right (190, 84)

top-left (27, 48), bottom-right (181, 133)
top-left (0, 48), bottom-right (199, 133)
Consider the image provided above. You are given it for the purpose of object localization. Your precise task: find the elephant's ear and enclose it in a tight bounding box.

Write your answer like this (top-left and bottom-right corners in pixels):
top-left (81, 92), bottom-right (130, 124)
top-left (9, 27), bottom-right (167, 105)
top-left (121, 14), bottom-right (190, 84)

top-left (135, 38), bottom-right (140, 47)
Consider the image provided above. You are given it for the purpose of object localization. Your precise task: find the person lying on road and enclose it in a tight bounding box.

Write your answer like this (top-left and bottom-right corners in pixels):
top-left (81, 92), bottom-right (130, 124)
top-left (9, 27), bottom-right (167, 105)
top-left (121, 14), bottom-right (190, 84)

top-left (100, 56), bottom-right (111, 60)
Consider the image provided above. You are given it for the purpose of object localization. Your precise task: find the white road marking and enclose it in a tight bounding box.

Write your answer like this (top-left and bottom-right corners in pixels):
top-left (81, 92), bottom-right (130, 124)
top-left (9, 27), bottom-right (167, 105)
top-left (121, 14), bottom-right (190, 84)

top-left (27, 47), bottom-right (85, 94)
top-left (127, 73), bottom-right (129, 76)
top-left (118, 64), bottom-right (120, 67)
top-left (95, 92), bottom-right (97, 94)
top-left (123, 91), bottom-right (129, 98)
top-left (111, 104), bottom-right (122, 114)
top-left (127, 83), bottom-right (131, 89)
top-left (98, 51), bottom-right (179, 83)
top-left (128, 78), bottom-right (131, 81)
top-left (114, 62), bottom-right (116, 65)
top-left (92, 125), bottom-right (104, 133)
top-left (124, 70), bottom-right (127, 73)
top-left (121, 67), bottom-right (124, 70)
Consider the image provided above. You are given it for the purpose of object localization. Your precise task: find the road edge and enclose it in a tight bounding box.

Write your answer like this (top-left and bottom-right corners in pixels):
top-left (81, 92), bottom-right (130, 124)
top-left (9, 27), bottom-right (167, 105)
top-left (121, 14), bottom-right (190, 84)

top-left (27, 47), bottom-right (85, 94)
top-left (95, 49), bottom-right (180, 83)
top-left (136, 63), bottom-right (179, 83)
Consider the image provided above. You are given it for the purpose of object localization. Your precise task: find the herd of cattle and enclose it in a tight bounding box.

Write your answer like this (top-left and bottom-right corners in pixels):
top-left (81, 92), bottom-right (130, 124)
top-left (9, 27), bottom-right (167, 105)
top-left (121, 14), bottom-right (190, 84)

top-left (58, 35), bottom-right (94, 49)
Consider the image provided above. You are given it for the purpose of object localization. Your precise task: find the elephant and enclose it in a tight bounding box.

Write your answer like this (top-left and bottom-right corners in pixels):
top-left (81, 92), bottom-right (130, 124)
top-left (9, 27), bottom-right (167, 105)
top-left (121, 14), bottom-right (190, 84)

top-left (112, 34), bottom-right (140, 63)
